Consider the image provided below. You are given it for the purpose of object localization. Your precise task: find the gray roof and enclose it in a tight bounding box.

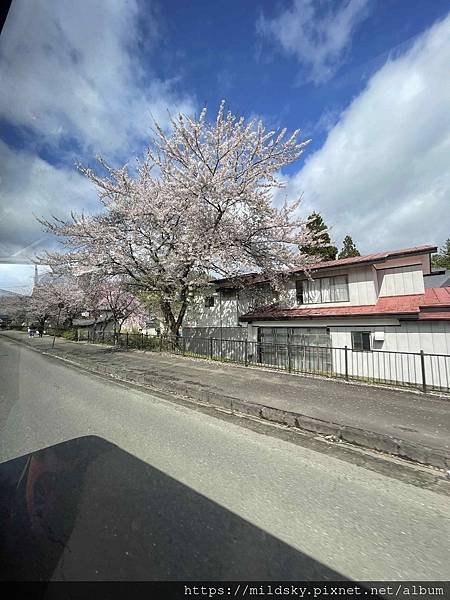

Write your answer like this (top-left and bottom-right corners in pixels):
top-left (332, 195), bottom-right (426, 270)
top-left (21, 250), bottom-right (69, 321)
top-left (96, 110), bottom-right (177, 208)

top-left (424, 270), bottom-right (450, 288)
top-left (73, 315), bottom-right (113, 327)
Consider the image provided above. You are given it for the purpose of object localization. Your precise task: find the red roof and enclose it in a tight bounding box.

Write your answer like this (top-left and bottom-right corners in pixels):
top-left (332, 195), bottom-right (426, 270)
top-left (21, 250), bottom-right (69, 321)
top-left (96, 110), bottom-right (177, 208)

top-left (418, 312), bottom-right (450, 321)
top-left (292, 245), bottom-right (437, 273)
top-left (419, 286), bottom-right (450, 306)
top-left (211, 245), bottom-right (437, 288)
top-left (240, 287), bottom-right (450, 322)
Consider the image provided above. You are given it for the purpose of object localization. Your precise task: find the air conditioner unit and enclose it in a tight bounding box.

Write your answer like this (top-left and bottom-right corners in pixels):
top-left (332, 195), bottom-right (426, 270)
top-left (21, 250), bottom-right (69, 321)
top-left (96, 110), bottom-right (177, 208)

top-left (373, 331), bottom-right (385, 342)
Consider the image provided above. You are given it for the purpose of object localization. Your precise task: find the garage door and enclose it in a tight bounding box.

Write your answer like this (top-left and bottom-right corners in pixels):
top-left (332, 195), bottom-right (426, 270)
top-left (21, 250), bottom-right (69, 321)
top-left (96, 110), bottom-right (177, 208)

top-left (257, 327), bottom-right (332, 373)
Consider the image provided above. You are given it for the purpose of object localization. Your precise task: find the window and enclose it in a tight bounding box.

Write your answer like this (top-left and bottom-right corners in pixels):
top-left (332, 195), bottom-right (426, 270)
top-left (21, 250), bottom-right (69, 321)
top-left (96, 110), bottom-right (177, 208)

top-left (248, 283), bottom-right (275, 309)
top-left (331, 275), bottom-right (349, 302)
top-left (352, 331), bottom-right (371, 351)
top-left (204, 296), bottom-right (215, 308)
top-left (221, 288), bottom-right (236, 300)
top-left (295, 280), bottom-right (303, 304)
top-left (297, 275), bottom-right (349, 304)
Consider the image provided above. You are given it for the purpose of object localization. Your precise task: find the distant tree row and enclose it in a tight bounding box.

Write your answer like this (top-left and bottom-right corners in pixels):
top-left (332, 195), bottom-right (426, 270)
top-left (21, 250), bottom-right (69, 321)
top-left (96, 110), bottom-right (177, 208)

top-left (1, 273), bottom-right (147, 334)
top-left (299, 212), bottom-right (361, 261)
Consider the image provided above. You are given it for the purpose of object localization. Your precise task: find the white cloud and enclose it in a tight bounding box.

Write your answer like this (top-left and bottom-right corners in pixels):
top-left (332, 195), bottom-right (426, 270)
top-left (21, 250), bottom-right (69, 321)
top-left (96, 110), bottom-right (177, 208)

top-left (257, 0), bottom-right (370, 84)
top-left (285, 13), bottom-right (450, 253)
top-left (0, 139), bottom-right (96, 258)
top-left (0, 0), bottom-right (196, 159)
top-left (0, 0), bottom-right (197, 289)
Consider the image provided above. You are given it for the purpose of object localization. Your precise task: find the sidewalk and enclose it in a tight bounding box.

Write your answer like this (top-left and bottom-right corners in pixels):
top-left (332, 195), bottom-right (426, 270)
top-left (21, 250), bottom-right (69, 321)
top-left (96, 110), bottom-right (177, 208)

top-left (2, 330), bottom-right (450, 469)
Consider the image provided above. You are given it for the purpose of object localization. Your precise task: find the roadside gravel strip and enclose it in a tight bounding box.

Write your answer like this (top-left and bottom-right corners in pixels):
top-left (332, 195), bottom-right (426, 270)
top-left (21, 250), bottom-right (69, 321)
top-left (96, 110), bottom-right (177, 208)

top-left (2, 331), bottom-right (449, 470)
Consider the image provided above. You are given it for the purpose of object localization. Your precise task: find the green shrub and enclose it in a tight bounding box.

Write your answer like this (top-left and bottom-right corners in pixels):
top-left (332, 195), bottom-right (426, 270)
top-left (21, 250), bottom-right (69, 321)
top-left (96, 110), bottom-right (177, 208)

top-left (61, 329), bottom-right (77, 341)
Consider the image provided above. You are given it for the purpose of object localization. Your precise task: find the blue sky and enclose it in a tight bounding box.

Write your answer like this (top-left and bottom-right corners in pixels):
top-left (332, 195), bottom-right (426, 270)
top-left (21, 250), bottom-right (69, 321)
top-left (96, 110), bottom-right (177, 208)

top-left (1, 0), bottom-right (449, 293)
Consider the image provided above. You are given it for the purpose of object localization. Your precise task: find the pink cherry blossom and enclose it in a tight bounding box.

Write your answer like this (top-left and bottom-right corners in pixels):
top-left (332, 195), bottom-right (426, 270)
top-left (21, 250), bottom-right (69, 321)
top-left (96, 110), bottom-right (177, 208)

top-left (41, 102), bottom-right (317, 336)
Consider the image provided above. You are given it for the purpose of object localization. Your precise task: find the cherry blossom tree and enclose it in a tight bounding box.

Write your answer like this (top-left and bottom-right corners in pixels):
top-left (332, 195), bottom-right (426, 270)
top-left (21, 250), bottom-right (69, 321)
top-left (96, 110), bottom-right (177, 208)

top-left (28, 275), bottom-right (85, 329)
top-left (94, 278), bottom-right (147, 334)
top-left (74, 272), bottom-right (148, 334)
top-left (0, 294), bottom-right (29, 326)
top-left (41, 102), bottom-right (317, 337)
top-left (103, 285), bottom-right (146, 334)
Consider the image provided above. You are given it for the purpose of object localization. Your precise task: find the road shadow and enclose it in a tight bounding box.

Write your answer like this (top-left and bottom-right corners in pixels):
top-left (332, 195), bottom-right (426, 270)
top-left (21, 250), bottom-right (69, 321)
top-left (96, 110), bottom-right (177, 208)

top-left (0, 436), bottom-right (346, 581)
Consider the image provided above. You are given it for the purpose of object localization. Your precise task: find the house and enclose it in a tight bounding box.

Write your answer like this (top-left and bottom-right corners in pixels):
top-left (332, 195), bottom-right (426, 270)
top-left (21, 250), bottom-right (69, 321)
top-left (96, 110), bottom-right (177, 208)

top-left (182, 245), bottom-right (450, 391)
top-left (73, 314), bottom-right (116, 339)
top-left (74, 311), bottom-right (160, 339)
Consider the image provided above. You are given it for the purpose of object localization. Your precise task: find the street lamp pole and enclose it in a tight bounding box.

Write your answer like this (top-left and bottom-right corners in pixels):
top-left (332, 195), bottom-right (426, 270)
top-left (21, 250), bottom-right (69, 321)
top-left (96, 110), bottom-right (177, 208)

top-left (52, 302), bottom-right (64, 349)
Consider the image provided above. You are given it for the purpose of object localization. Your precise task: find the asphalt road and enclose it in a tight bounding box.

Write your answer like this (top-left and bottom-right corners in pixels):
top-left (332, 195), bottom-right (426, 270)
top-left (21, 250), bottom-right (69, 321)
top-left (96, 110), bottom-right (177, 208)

top-left (0, 335), bottom-right (449, 581)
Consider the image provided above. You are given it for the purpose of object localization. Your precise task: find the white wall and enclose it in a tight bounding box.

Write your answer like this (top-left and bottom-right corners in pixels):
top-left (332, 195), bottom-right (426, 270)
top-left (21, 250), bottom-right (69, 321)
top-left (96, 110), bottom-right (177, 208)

top-left (328, 321), bottom-right (450, 389)
top-left (283, 266), bottom-right (378, 309)
top-left (377, 264), bottom-right (425, 297)
top-left (328, 321), bottom-right (450, 354)
top-left (286, 256), bottom-right (430, 309)
top-left (184, 284), bottom-right (279, 328)
top-left (247, 319), bottom-right (450, 390)
top-left (184, 292), bottom-right (240, 328)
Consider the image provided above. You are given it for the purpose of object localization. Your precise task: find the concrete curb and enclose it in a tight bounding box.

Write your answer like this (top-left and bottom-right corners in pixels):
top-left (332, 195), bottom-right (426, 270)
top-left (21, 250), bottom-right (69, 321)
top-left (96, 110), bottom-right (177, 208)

top-left (149, 381), bottom-right (450, 470)
top-left (3, 333), bottom-right (449, 470)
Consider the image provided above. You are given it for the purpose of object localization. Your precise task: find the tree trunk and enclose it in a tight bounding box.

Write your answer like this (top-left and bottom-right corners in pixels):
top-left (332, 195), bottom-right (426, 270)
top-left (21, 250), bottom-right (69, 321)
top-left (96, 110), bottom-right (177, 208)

top-left (175, 293), bottom-right (189, 334)
top-left (159, 300), bottom-right (187, 338)
top-left (159, 300), bottom-right (179, 338)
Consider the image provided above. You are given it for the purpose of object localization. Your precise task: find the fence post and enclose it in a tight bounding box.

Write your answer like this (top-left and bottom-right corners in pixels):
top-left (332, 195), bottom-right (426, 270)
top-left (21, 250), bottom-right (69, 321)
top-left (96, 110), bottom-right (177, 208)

top-left (182, 336), bottom-right (186, 356)
top-left (102, 331), bottom-right (105, 344)
top-left (344, 346), bottom-right (349, 381)
top-left (244, 339), bottom-right (248, 366)
top-left (141, 332), bottom-right (144, 350)
top-left (420, 350), bottom-right (427, 393)
top-left (209, 337), bottom-right (213, 360)
top-left (287, 342), bottom-right (292, 373)
top-left (159, 335), bottom-right (163, 352)
top-left (126, 332), bottom-right (129, 349)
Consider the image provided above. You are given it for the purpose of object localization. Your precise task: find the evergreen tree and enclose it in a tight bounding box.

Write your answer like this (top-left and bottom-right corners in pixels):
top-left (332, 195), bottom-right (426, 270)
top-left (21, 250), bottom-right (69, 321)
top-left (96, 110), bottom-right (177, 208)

top-left (338, 235), bottom-right (361, 259)
top-left (299, 212), bottom-right (337, 261)
top-left (431, 238), bottom-right (450, 269)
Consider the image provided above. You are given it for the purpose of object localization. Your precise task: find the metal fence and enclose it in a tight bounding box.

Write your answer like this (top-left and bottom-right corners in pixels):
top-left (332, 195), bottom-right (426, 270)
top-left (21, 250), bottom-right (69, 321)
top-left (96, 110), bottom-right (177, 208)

top-left (79, 330), bottom-right (450, 394)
